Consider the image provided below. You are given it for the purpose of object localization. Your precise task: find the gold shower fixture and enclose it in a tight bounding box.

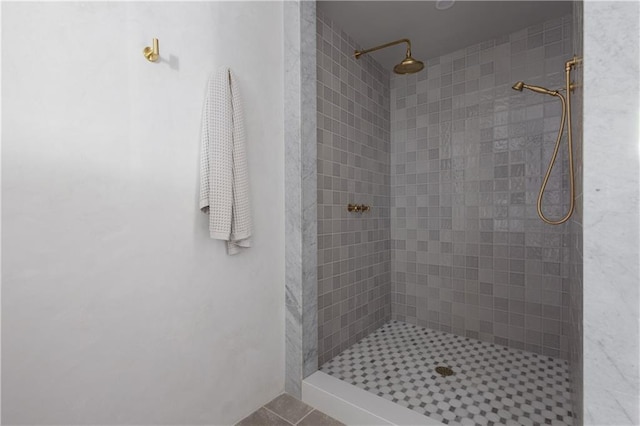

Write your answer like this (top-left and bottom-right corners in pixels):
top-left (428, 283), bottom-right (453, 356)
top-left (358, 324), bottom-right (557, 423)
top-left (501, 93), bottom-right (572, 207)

top-left (347, 203), bottom-right (371, 213)
top-left (354, 38), bottom-right (424, 75)
top-left (511, 56), bottom-right (582, 225)
top-left (511, 81), bottom-right (557, 95)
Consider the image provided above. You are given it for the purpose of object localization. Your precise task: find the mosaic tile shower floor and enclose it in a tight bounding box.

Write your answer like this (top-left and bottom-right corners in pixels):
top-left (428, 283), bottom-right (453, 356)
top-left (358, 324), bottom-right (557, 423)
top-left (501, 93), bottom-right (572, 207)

top-left (320, 321), bottom-right (573, 425)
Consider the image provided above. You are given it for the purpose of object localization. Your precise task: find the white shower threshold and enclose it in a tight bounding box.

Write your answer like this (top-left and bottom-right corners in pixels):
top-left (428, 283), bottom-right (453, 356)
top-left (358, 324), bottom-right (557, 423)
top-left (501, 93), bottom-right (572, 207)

top-left (302, 371), bottom-right (443, 426)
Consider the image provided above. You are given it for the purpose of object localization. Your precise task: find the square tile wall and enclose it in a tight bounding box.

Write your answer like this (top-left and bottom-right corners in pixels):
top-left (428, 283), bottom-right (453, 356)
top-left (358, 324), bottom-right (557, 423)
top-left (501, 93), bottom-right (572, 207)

top-left (390, 15), bottom-right (574, 360)
top-left (316, 11), bottom-right (391, 365)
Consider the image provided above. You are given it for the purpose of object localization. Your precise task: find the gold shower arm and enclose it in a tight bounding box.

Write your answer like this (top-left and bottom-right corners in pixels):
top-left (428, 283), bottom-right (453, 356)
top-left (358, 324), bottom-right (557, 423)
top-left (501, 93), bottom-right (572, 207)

top-left (355, 38), bottom-right (412, 59)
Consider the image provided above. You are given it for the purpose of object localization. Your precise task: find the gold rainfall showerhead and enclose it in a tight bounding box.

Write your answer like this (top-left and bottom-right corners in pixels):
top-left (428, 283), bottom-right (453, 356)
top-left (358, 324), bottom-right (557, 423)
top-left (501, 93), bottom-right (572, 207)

top-left (354, 38), bottom-right (424, 75)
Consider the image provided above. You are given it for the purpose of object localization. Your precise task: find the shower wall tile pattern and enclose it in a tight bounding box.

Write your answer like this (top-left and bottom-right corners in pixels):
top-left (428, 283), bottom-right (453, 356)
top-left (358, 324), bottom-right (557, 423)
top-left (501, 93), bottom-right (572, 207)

top-left (321, 321), bottom-right (573, 425)
top-left (390, 16), bottom-right (574, 359)
top-left (316, 11), bottom-right (391, 365)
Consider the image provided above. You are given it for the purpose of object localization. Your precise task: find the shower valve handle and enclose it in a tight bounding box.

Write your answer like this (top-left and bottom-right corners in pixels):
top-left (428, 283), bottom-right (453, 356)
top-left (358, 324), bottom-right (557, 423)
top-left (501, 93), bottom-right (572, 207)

top-left (348, 204), bottom-right (362, 213)
top-left (347, 204), bottom-right (371, 213)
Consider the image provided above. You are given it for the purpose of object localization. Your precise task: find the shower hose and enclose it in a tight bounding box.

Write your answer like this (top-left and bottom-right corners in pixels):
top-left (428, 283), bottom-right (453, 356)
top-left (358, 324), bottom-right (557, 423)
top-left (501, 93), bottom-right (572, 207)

top-left (537, 69), bottom-right (575, 225)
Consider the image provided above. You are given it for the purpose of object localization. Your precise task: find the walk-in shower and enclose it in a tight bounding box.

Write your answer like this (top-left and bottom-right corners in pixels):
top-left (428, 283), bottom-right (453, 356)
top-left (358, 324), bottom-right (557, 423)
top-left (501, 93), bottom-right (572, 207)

top-left (312, 2), bottom-right (581, 425)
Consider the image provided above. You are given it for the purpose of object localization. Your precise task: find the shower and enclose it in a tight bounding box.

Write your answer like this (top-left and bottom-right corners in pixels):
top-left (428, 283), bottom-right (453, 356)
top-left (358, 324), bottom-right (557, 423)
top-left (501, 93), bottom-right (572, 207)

top-left (511, 56), bottom-right (581, 225)
top-left (354, 38), bottom-right (424, 74)
top-left (313, 7), bottom-right (582, 425)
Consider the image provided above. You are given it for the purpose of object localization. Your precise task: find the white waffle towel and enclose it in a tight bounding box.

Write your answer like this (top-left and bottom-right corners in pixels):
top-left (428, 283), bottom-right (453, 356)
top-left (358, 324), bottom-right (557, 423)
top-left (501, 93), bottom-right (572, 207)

top-left (199, 68), bottom-right (251, 255)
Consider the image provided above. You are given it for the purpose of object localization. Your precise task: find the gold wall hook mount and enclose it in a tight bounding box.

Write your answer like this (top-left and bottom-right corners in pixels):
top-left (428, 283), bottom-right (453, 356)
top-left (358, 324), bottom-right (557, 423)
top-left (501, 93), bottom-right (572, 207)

top-left (143, 38), bottom-right (159, 62)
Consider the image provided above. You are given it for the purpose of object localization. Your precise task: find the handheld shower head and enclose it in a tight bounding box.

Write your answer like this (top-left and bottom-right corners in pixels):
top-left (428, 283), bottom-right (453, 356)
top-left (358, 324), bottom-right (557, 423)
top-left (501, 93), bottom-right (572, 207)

top-left (512, 81), bottom-right (525, 91)
top-left (512, 81), bottom-right (557, 96)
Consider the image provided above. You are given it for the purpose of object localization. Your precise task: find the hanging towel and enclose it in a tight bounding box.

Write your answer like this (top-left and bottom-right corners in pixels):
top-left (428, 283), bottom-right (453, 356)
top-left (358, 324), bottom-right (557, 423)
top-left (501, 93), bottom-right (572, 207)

top-left (199, 67), bottom-right (252, 255)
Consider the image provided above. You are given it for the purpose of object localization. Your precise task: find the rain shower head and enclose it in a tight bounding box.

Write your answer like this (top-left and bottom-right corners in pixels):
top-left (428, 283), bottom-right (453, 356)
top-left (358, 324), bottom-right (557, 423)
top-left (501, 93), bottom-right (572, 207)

top-left (355, 38), bottom-right (424, 75)
top-left (511, 81), bottom-right (557, 96)
top-left (394, 54), bottom-right (424, 75)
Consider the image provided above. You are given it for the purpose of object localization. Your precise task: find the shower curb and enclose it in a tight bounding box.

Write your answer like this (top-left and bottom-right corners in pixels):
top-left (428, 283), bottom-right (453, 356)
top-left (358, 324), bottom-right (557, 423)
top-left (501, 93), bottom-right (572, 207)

top-left (302, 371), bottom-right (443, 426)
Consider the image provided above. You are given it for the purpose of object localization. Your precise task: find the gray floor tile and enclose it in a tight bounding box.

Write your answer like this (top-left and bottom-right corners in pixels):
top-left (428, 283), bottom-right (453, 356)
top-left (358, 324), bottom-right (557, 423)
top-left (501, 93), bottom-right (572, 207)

top-left (298, 410), bottom-right (345, 426)
top-left (265, 393), bottom-right (314, 424)
top-left (236, 407), bottom-right (292, 426)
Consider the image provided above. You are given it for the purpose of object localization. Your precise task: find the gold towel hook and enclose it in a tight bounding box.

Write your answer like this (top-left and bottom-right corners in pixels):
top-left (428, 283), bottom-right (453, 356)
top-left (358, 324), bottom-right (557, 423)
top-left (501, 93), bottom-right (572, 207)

top-left (143, 38), bottom-right (159, 62)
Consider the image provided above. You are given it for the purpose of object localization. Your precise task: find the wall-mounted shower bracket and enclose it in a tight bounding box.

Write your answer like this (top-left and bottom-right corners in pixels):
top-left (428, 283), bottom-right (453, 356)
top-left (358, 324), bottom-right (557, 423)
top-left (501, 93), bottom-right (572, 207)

top-left (566, 56), bottom-right (582, 92)
top-left (565, 56), bottom-right (581, 71)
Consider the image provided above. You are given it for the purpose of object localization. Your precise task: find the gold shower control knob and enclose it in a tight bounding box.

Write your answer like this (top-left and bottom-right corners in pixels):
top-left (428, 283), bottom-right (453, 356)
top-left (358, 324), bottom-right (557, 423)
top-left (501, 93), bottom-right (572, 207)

top-left (347, 204), bottom-right (362, 213)
top-left (347, 204), bottom-right (371, 213)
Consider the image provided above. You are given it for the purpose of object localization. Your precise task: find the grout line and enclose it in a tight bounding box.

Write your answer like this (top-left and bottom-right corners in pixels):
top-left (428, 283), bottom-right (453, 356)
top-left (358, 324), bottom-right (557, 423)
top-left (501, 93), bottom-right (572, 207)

top-left (297, 405), bottom-right (316, 424)
top-left (262, 405), bottom-right (295, 426)
top-left (295, 409), bottom-right (316, 425)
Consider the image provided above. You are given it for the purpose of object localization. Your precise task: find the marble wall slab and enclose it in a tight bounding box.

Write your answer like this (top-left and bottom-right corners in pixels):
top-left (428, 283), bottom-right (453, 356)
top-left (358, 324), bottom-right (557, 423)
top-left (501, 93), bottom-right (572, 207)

top-left (284, 0), bottom-right (318, 398)
top-left (583, 1), bottom-right (639, 424)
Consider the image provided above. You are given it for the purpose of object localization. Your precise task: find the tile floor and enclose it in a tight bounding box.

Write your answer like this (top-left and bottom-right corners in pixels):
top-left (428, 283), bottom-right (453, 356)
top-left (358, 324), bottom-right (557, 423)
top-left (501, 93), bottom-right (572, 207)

top-left (321, 320), bottom-right (574, 426)
top-left (236, 393), bottom-right (344, 426)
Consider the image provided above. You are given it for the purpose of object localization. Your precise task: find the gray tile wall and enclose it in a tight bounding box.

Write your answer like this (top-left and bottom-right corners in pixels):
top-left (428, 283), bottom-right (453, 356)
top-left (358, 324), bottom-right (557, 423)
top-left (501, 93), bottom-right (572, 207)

top-left (316, 11), bottom-right (391, 365)
top-left (390, 15), bottom-right (574, 359)
top-left (568, 2), bottom-right (583, 422)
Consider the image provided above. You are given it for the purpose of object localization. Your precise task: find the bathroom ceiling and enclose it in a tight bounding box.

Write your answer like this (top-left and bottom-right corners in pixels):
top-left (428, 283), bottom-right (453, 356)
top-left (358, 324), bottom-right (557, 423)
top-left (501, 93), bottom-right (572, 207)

top-left (317, 1), bottom-right (573, 71)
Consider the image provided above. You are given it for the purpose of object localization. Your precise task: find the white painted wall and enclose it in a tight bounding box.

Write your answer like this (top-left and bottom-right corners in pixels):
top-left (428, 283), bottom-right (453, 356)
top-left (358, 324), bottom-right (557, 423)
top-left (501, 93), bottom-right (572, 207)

top-left (2, 2), bottom-right (284, 424)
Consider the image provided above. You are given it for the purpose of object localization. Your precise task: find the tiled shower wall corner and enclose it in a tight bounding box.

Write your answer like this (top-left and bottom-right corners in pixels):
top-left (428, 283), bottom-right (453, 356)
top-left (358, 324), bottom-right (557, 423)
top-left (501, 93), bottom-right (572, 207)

top-left (568, 1), bottom-right (583, 422)
top-left (316, 11), bottom-right (391, 365)
top-left (390, 15), bottom-right (574, 359)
